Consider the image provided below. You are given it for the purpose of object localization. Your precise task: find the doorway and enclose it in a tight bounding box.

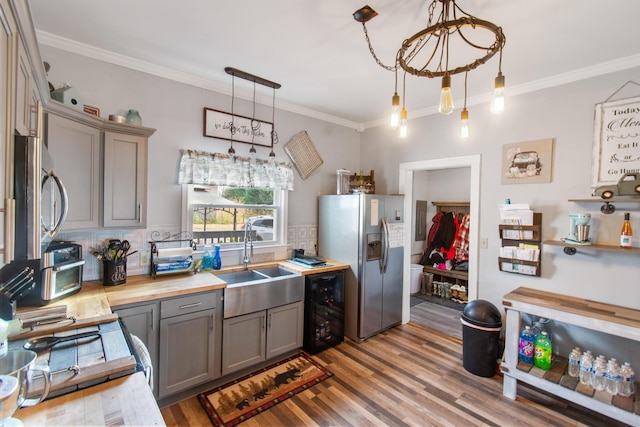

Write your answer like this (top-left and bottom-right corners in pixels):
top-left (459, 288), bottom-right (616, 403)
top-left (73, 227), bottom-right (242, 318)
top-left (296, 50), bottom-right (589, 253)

top-left (399, 155), bottom-right (481, 325)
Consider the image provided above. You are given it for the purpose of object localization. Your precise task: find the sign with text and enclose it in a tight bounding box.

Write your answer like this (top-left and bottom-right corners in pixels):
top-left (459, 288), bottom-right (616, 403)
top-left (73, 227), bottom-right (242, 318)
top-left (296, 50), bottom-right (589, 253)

top-left (592, 96), bottom-right (640, 187)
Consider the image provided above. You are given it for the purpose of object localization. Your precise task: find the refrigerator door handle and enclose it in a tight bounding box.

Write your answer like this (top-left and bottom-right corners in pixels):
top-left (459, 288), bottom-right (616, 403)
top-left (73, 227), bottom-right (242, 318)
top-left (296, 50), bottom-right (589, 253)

top-left (381, 216), bottom-right (390, 274)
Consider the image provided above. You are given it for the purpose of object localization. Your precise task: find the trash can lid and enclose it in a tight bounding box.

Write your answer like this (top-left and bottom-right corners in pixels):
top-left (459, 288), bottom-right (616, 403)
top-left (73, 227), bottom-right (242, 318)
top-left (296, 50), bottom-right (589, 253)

top-left (461, 299), bottom-right (502, 328)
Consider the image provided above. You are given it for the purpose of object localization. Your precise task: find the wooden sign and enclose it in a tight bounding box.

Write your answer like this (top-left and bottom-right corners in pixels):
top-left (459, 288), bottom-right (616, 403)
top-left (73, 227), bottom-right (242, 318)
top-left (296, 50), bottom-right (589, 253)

top-left (592, 96), bottom-right (640, 187)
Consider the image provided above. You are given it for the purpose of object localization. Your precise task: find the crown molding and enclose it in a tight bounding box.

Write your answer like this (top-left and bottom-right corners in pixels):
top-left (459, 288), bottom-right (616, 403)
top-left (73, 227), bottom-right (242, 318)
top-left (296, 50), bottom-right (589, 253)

top-left (36, 31), bottom-right (362, 131)
top-left (37, 31), bottom-right (640, 133)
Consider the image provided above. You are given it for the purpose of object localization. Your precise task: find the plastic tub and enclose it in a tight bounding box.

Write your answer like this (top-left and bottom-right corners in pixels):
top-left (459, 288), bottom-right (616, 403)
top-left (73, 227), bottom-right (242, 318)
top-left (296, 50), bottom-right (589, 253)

top-left (410, 264), bottom-right (423, 294)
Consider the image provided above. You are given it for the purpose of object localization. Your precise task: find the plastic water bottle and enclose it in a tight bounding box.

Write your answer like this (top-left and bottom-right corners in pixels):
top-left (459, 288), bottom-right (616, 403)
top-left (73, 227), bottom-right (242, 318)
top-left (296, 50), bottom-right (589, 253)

top-left (592, 356), bottom-right (607, 391)
top-left (605, 358), bottom-right (620, 395)
top-left (202, 245), bottom-right (213, 270)
top-left (579, 351), bottom-right (594, 385)
top-left (568, 347), bottom-right (581, 378)
top-left (619, 362), bottom-right (636, 397)
top-left (518, 326), bottom-right (535, 364)
top-left (531, 318), bottom-right (551, 343)
top-left (212, 244), bottom-right (222, 270)
top-left (533, 331), bottom-right (552, 370)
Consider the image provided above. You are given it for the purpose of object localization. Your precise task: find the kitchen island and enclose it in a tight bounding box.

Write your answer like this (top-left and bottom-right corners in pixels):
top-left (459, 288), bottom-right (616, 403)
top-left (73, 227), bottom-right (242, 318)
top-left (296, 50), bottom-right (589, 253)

top-left (11, 259), bottom-right (348, 425)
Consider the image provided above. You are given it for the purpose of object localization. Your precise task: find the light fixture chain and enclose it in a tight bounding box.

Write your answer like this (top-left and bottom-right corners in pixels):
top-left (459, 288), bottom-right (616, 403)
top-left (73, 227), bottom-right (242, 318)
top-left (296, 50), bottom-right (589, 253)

top-left (361, 23), bottom-right (397, 72)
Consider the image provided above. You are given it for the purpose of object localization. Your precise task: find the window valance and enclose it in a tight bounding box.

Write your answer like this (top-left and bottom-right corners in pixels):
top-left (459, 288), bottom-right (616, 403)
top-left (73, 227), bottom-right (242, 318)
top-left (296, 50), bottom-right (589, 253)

top-left (178, 149), bottom-right (294, 191)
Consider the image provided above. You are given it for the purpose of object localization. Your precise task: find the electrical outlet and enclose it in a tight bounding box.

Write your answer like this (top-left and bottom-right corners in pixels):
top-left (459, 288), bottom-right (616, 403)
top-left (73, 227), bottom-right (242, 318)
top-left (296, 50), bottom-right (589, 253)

top-left (480, 237), bottom-right (488, 249)
top-left (140, 252), bottom-right (150, 266)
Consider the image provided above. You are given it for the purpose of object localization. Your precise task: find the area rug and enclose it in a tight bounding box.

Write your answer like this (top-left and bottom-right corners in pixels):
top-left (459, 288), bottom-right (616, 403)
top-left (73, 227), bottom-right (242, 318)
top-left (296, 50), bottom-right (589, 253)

top-left (198, 352), bottom-right (333, 427)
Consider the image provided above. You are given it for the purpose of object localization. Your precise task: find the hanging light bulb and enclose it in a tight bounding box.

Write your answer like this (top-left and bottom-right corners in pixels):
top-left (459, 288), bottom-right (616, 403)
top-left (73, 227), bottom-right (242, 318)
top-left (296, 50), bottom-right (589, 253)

top-left (490, 72), bottom-right (505, 115)
top-left (460, 108), bottom-right (469, 140)
top-left (228, 74), bottom-right (236, 156)
top-left (390, 92), bottom-right (400, 129)
top-left (269, 86), bottom-right (278, 159)
top-left (439, 75), bottom-right (454, 115)
top-left (460, 71), bottom-right (469, 140)
top-left (399, 108), bottom-right (408, 138)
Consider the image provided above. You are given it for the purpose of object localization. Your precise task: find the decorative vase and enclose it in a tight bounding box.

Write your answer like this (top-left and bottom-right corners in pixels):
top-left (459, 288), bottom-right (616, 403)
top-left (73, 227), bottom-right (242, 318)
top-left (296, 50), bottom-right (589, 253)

top-left (125, 109), bottom-right (142, 126)
top-left (212, 244), bottom-right (222, 270)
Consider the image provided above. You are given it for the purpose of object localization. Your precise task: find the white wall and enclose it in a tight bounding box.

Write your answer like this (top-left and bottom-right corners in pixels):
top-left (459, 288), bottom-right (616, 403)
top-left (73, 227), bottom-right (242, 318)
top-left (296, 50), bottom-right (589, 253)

top-left (361, 66), bottom-right (640, 312)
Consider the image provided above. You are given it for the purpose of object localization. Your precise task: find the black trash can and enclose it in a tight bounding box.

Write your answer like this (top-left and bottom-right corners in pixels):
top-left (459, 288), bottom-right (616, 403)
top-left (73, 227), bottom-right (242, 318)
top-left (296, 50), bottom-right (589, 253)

top-left (461, 300), bottom-right (502, 377)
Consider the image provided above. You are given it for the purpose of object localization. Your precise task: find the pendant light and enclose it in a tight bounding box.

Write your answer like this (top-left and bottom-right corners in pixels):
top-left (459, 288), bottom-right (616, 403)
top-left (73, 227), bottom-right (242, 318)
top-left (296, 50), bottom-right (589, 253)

top-left (269, 86), bottom-right (278, 159)
top-left (460, 71), bottom-right (469, 140)
top-left (399, 72), bottom-right (408, 138)
top-left (228, 74), bottom-right (236, 156)
top-left (439, 75), bottom-right (454, 115)
top-left (249, 81), bottom-right (258, 156)
top-left (390, 68), bottom-right (400, 129)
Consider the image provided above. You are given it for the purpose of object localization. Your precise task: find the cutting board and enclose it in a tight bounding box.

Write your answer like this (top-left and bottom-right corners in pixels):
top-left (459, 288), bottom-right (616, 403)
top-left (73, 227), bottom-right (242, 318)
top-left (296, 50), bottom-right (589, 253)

top-left (8, 317), bottom-right (137, 399)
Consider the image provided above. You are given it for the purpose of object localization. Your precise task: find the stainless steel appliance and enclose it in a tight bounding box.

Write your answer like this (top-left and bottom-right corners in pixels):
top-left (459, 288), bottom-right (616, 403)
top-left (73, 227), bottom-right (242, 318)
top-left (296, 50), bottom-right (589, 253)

top-left (13, 134), bottom-right (68, 261)
top-left (20, 241), bottom-right (84, 306)
top-left (318, 194), bottom-right (404, 342)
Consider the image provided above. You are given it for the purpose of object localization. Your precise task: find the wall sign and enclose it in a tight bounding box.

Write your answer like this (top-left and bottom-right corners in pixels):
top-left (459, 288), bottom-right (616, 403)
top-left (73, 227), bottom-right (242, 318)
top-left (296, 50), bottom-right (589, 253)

top-left (592, 95), bottom-right (640, 187)
top-left (203, 107), bottom-right (273, 147)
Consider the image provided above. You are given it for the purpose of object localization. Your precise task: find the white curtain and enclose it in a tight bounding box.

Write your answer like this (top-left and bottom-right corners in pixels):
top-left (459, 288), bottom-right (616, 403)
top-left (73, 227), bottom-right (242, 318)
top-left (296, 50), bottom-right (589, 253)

top-left (178, 149), bottom-right (294, 191)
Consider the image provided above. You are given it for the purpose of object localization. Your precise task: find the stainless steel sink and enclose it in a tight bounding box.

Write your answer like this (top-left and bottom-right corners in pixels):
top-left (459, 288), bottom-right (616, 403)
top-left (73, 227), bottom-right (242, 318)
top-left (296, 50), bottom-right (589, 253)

top-left (215, 269), bottom-right (265, 284)
top-left (216, 267), bottom-right (304, 318)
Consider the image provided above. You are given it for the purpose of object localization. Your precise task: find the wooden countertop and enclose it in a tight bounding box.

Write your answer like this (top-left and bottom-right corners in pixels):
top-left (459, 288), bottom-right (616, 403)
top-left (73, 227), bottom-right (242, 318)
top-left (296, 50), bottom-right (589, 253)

top-left (15, 372), bottom-right (164, 426)
top-left (503, 286), bottom-right (640, 330)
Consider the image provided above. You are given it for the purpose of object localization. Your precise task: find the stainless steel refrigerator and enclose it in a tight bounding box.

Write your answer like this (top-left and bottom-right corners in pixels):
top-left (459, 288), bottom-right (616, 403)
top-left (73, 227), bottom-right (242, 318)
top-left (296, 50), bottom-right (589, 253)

top-left (318, 194), bottom-right (404, 342)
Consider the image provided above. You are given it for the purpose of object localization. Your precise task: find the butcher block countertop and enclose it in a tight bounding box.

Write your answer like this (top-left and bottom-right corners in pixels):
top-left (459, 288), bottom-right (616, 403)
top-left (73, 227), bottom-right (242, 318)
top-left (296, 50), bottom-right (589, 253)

top-left (10, 258), bottom-right (347, 426)
top-left (16, 372), bottom-right (164, 426)
top-left (503, 286), bottom-right (640, 332)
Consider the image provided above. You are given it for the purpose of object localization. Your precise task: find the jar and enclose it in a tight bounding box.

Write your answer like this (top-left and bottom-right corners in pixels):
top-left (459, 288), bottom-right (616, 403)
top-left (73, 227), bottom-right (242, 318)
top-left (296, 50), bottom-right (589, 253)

top-left (125, 109), bottom-right (142, 126)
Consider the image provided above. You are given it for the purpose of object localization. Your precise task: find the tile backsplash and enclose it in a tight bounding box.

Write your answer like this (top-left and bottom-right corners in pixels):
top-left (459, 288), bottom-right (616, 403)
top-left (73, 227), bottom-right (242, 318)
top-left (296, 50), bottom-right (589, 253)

top-left (58, 224), bottom-right (319, 281)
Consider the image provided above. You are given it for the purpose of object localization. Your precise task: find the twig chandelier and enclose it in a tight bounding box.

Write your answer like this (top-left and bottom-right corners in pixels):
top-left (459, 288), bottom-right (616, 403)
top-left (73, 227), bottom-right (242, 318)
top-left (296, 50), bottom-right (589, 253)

top-left (353, 0), bottom-right (506, 139)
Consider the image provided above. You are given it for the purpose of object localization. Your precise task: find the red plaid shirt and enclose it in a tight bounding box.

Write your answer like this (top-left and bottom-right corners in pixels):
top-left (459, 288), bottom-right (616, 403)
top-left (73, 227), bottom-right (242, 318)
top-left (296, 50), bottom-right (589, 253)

top-left (452, 214), bottom-right (470, 262)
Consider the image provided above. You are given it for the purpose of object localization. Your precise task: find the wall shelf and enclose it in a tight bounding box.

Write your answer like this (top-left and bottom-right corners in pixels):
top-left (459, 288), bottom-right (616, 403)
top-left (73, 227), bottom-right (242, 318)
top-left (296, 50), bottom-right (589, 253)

top-left (544, 239), bottom-right (640, 255)
top-left (498, 213), bottom-right (542, 276)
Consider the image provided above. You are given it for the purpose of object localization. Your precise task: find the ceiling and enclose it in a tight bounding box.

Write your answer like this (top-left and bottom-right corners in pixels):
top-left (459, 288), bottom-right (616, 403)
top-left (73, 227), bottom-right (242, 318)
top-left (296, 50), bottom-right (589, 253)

top-left (28, 0), bottom-right (640, 130)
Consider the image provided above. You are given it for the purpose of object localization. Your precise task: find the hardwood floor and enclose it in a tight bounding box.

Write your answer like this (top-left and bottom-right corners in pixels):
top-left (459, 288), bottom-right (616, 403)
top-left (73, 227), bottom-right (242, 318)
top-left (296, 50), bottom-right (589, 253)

top-left (161, 322), bottom-right (625, 427)
top-left (410, 299), bottom-right (463, 340)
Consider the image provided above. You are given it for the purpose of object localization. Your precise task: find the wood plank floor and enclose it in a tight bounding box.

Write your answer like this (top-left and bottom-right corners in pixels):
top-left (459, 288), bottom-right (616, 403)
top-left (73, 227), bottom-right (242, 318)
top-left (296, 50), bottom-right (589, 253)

top-left (410, 299), bottom-right (463, 340)
top-left (161, 322), bottom-right (626, 426)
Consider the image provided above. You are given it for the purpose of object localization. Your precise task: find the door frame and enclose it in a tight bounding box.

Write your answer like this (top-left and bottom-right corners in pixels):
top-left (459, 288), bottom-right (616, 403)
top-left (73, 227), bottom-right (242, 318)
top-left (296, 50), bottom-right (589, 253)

top-left (399, 154), bottom-right (481, 324)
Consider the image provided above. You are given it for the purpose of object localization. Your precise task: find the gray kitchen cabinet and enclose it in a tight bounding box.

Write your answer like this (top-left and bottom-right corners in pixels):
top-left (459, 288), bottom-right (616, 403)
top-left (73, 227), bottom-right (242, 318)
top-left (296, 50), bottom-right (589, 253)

top-left (45, 113), bottom-right (101, 230)
top-left (43, 100), bottom-right (155, 231)
top-left (103, 131), bottom-right (147, 228)
top-left (222, 301), bottom-right (304, 376)
top-left (158, 291), bottom-right (222, 399)
top-left (113, 302), bottom-right (159, 394)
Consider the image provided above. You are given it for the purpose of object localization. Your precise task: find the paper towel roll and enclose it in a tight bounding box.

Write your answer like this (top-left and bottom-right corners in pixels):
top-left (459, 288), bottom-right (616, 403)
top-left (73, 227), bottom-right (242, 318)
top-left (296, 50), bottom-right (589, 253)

top-left (156, 247), bottom-right (193, 258)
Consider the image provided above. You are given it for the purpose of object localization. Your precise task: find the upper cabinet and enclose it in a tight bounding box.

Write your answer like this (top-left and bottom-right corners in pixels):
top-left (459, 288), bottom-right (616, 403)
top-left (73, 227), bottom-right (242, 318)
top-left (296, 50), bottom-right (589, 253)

top-left (44, 100), bottom-right (155, 231)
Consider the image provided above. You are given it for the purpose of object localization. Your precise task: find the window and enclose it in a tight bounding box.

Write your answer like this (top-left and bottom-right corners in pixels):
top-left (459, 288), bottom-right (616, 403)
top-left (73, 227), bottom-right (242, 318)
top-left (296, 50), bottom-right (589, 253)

top-left (183, 184), bottom-right (286, 247)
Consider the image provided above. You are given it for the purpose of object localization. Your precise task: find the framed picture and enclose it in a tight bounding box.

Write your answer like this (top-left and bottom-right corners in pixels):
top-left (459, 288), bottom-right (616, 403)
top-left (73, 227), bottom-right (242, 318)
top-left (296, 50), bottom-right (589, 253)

top-left (501, 138), bottom-right (554, 185)
top-left (592, 95), bottom-right (640, 188)
top-left (203, 107), bottom-right (273, 147)
top-left (83, 105), bottom-right (100, 117)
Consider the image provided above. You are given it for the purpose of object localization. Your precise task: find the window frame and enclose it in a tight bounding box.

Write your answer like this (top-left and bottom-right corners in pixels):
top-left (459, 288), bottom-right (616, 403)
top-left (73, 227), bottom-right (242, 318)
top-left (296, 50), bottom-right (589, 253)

top-left (181, 184), bottom-right (287, 250)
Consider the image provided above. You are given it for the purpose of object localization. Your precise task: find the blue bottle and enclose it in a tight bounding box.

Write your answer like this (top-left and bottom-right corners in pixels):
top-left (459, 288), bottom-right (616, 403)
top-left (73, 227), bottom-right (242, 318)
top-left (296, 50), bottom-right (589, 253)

top-left (212, 244), bottom-right (222, 270)
top-left (518, 325), bottom-right (535, 364)
top-left (202, 245), bottom-right (213, 270)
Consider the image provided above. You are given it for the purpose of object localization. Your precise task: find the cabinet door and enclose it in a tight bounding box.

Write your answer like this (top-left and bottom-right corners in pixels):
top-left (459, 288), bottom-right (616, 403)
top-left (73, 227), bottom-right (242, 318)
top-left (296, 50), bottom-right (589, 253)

top-left (114, 302), bottom-right (159, 393)
top-left (222, 311), bottom-right (266, 376)
top-left (103, 132), bottom-right (147, 228)
top-left (266, 301), bottom-right (304, 359)
top-left (158, 308), bottom-right (217, 398)
top-left (46, 113), bottom-right (101, 230)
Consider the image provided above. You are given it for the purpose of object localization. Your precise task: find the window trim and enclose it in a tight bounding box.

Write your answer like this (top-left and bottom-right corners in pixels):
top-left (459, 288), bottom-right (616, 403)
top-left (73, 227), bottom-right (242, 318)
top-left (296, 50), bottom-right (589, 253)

top-left (181, 184), bottom-right (288, 250)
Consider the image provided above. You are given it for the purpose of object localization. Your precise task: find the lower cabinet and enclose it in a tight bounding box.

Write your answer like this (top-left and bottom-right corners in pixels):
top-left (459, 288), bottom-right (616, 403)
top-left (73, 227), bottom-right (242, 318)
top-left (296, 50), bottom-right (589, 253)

top-left (113, 302), bottom-right (159, 393)
top-left (222, 301), bottom-right (303, 376)
top-left (114, 289), bottom-right (223, 399)
top-left (158, 291), bottom-right (222, 399)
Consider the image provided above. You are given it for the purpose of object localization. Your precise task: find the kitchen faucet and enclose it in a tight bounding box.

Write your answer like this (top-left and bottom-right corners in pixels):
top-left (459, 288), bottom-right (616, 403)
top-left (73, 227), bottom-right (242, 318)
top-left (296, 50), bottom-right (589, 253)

top-left (243, 220), bottom-right (253, 268)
